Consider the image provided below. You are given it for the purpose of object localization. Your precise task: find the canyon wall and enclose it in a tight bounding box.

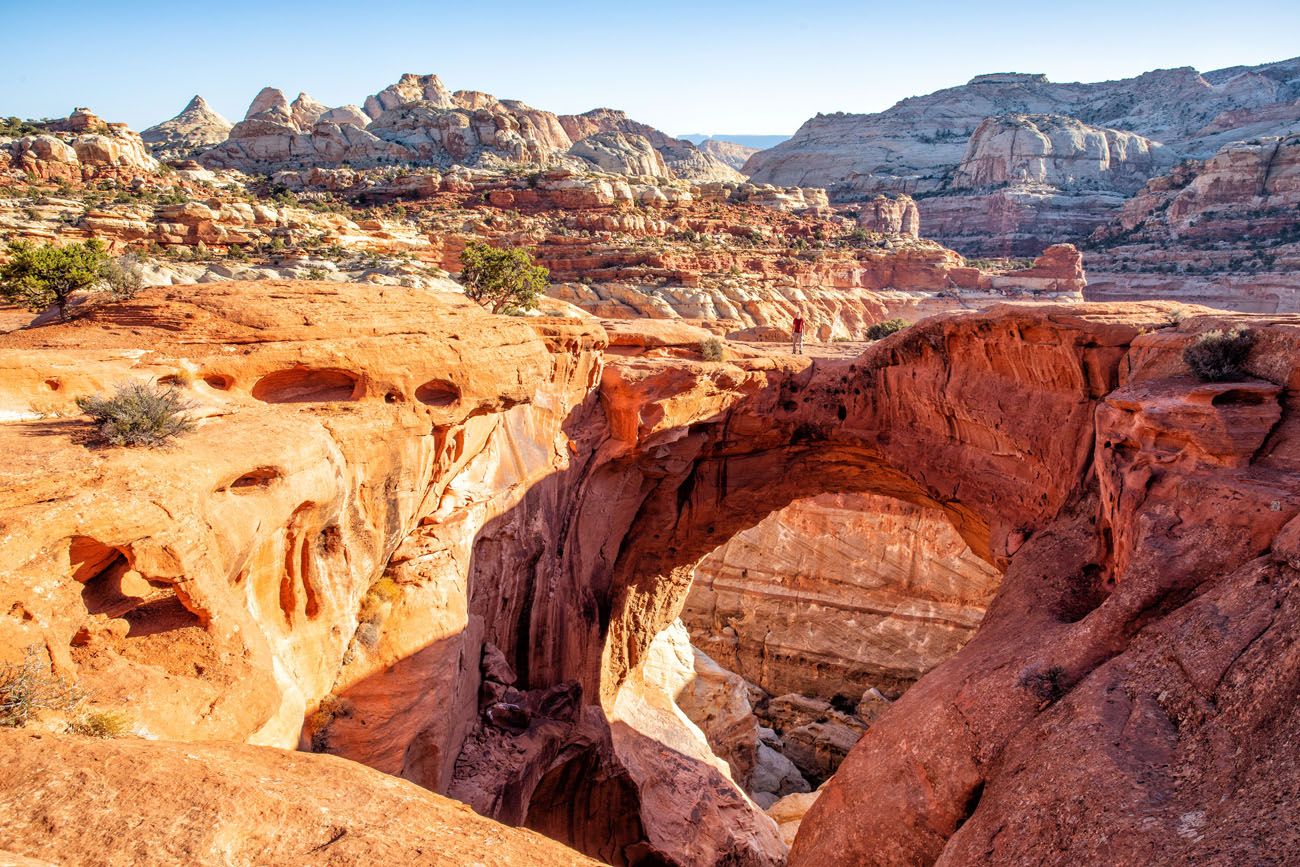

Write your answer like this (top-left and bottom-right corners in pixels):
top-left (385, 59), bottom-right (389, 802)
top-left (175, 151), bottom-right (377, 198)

top-left (1085, 132), bottom-right (1300, 312)
top-left (685, 492), bottom-right (1000, 699)
top-left (744, 58), bottom-right (1300, 255)
top-left (3, 286), bottom-right (1298, 865)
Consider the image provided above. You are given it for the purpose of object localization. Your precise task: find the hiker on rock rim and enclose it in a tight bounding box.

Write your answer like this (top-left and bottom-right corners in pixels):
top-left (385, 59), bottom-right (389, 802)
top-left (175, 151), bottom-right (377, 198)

top-left (792, 310), bottom-right (805, 355)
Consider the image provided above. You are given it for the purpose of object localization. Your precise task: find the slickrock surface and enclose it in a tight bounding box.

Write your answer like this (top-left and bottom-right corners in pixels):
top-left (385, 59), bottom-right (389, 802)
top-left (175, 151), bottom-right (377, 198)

top-left (745, 58), bottom-right (1300, 254)
top-left (0, 730), bottom-right (599, 866)
top-left (1085, 132), bottom-right (1300, 312)
top-left (140, 96), bottom-right (233, 160)
top-left (3, 286), bottom-right (1295, 865)
top-left (685, 492), bottom-right (1001, 699)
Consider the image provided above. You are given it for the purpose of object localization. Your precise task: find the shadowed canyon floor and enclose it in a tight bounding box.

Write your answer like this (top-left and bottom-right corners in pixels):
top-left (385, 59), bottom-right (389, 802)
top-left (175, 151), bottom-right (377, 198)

top-left (2, 280), bottom-right (1299, 864)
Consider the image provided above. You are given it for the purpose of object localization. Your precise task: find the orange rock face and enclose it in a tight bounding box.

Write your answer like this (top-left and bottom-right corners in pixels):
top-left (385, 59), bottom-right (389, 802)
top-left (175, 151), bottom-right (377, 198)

top-left (2, 282), bottom-right (1296, 866)
top-left (685, 492), bottom-right (1000, 698)
top-left (0, 730), bottom-right (600, 866)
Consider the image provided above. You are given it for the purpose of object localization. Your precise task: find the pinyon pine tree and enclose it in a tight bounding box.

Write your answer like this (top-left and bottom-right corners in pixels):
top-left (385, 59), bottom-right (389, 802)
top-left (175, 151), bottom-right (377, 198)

top-left (458, 241), bottom-right (548, 315)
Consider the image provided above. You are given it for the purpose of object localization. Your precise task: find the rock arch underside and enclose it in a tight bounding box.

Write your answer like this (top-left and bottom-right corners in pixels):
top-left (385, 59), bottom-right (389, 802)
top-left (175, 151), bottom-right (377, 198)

top-left (2, 280), bottom-right (1300, 865)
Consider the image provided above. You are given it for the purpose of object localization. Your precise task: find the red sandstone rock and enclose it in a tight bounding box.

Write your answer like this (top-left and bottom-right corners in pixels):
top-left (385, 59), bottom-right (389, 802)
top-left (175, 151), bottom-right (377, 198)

top-left (0, 730), bottom-right (599, 866)
top-left (2, 285), bottom-right (1295, 866)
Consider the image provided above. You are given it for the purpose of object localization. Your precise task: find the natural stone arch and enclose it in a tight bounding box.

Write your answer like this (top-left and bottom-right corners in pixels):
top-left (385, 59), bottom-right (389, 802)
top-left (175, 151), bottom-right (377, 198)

top-left (588, 307), bottom-right (1137, 707)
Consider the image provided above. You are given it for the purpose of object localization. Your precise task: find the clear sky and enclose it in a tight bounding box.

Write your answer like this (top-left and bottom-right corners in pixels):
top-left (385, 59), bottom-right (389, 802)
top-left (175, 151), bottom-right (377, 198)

top-left (3, 0), bottom-right (1298, 137)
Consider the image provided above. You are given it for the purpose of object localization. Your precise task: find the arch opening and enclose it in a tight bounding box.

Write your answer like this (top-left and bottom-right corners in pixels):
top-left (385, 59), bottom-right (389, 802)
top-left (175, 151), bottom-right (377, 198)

top-left (675, 491), bottom-right (1003, 805)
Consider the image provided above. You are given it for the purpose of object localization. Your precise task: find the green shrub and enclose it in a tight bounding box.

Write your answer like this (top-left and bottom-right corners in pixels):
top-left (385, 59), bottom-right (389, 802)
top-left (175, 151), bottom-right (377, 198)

top-left (76, 382), bottom-right (195, 447)
top-left (700, 337), bottom-right (724, 361)
top-left (1183, 328), bottom-right (1255, 382)
top-left (69, 710), bottom-right (130, 738)
top-left (1019, 665), bottom-right (1068, 705)
top-left (0, 116), bottom-right (47, 137)
top-left (99, 253), bottom-right (145, 301)
top-left (0, 239), bottom-right (110, 318)
top-left (866, 318), bottom-right (911, 341)
top-left (458, 241), bottom-right (548, 314)
top-left (0, 647), bottom-right (83, 728)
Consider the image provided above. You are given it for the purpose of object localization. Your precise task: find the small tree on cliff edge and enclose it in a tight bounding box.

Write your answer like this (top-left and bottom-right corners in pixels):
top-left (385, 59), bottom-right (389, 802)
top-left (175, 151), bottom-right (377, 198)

top-left (458, 241), bottom-right (548, 315)
top-left (0, 239), bottom-right (141, 320)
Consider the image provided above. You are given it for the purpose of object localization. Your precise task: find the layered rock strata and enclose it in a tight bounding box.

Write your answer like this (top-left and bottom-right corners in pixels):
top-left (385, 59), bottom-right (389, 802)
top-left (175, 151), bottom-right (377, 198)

top-left (686, 492), bottom-right (1001, 699)
top-left (745, 58), bottom-right (1300, 253)
top-left (3, 277), bottom-right (1295, 865)
top-left (1085, 132), bottom-right (1300, 312)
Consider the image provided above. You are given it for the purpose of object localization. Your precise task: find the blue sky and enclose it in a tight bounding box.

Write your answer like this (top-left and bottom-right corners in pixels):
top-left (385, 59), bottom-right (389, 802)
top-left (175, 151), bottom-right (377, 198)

top-left (3, 0), bottom-right (1299, 136)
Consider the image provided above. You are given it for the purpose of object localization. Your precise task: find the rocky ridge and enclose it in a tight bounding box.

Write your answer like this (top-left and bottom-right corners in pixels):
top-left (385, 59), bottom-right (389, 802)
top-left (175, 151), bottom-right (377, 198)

top-left (1085, 132), bottom-right (1300, 312)
top-left (140, 96), bottom-right (233, 161)
top-left (0, 115), bottom-right (1086, 341)
top-left (188, 74), bottom-right (742, 183)
top-left (745, 58), bottom-right (1300, 254)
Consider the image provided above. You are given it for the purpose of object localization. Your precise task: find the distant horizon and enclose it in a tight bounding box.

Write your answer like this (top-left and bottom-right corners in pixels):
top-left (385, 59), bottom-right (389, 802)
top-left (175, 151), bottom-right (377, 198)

top-left (4, 1), bottom-right (1299, 137)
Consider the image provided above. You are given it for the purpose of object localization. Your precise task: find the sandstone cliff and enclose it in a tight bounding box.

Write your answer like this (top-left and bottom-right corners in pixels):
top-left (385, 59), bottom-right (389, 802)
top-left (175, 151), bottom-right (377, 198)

top-left (2, 288), bottom-right (1298, 866)
top-left (685, 492), bottom-right (1000, 699)
top-left (1085, 132), bottom-right (1300, 312)
top-left (745, 58), bottom-right (1300, 254)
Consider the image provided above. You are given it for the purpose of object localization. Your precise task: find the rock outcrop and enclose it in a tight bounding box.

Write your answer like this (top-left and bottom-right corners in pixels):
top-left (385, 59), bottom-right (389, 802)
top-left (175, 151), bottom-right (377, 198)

top-left (569, 132), bottom-right (669, 177)
top-left (559, 108), bottom-right (744, 182)
top-left (918, 114), bottom-right (1176, 254)
top-left (853, 193), bottom-right (919, 236)
top-left (1085, 132), bottom-right (1300, 312)
top-left (0, 730), bottom-right (599, 866)
top-left (3, 109), bottom-right (158, 182)
top-left (140, 96), bottom-right (233, 160)
top-left (949, 114), bottom-right (1172, 192)
top-left (191, 74), bottom-right (744, 183)
top-left (698, 138), bottom-right (761, 171)
top-left (3, 288), bottom-right (1299, 865)
top-left (745, 57), bottom-right (1300, 253)
top-left (685, 492), bottom-right (1001, 699)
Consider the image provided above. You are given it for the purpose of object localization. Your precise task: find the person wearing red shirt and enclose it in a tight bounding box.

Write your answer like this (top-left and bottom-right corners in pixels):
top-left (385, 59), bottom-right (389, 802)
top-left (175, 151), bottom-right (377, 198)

top-left (791, 311), bottom-right (805, 355)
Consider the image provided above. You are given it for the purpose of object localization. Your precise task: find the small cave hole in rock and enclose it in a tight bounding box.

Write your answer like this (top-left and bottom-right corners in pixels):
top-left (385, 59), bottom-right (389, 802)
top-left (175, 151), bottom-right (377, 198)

top-left (415, 378), bottom-right (461, 407)
top-left (251, 367), bottom-right (360, 403)
top-left (202, 373), bottom-right (233, 390)
top-left (219, 466), bottom-right (284, 493)
top-left (1211, 387), bottom-right (1272, 407)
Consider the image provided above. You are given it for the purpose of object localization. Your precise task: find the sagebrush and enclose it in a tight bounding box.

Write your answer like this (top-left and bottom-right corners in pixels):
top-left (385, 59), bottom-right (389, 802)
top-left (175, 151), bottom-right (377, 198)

top-left (866, 318), bottom-right (910, 340)
top-left (700, 337), bottom-right (724, 361)
top-left (0, 647), bottom-right (84, 727)
top-left (69, 710), bottom-right (130, 738)
top-left (76, 382), bottom-right (195, 447)
top-left (1183, 328), bottom-right (1255, 382)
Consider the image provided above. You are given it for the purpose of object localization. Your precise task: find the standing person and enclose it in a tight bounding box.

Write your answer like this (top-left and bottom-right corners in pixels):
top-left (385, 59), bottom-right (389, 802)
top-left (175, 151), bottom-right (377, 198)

top-left (791, 310), bottom-right (805, 355)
